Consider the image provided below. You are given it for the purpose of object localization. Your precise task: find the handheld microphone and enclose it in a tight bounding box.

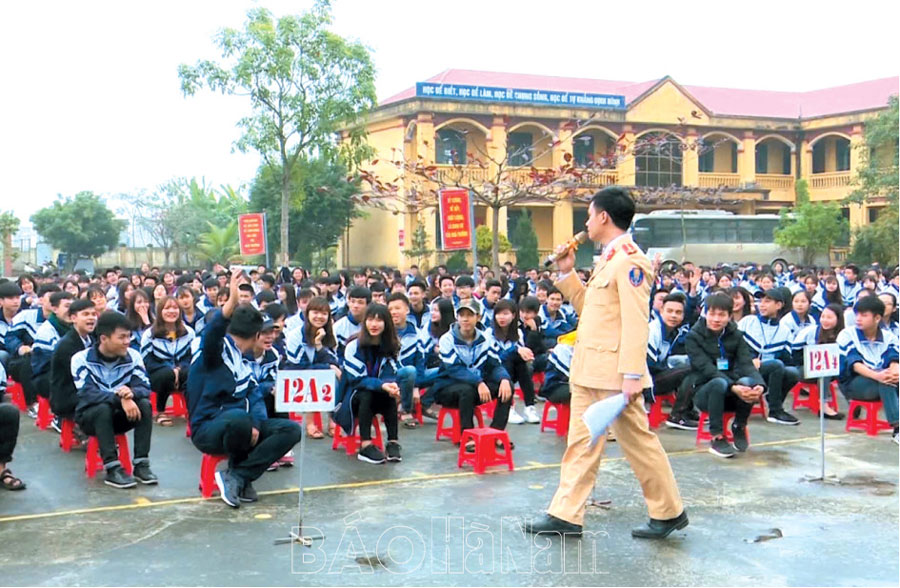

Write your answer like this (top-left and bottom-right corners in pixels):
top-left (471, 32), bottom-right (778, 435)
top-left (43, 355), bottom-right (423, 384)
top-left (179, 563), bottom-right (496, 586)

top-left (544, 231), bottom-right (588, 267)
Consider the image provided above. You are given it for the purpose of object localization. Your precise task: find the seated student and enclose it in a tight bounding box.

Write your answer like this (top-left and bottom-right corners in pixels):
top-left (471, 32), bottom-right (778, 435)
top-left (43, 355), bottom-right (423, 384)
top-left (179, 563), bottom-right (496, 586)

top-left (236, 283), bottom-right (256, 306)
top-left (31, 291), bottom-right (75, 407)
top-left (325, 276), bottom-right (347, 319)
top-left (406, 280), bottom-right (430, 334)
top-left (792, 303), bottom-right (845, 419)
top-left (542, 334), bottom-right (574, 406)
top-left (838, 264), bottom-right (863, 308)
top-left (385, 293), bottom-right (426, 429)
top-left (879, 292), bottom-right (899, 339)
top-left (72, 311), bottom-right (157, 488)
top-left (780, 290), bottom-right (816, 340)
top-left (420, 298), bottom-right (457, 420)
top-left (737, 289), bottom-right (801, 426)
top-left (263, 302), bottom-right (288, 359)
top-left (490, 299), bottom-right (540, 424)
top-left (254, 275), bottom-right (276, 305)
top-left (140, 296), bottom-right (195, 425)
top-left (197, 278), bottom-right (220, 314)
top-left (125, 288), bottom-right (154, 351)
top-left (284, 287), bottom-right (314, 333)
top-left (539, 287), bottom-right (578, 349)
top-left (479, 279), bottom-right (503, 328)
top-left (685, 293), bottom-right (765, 458)
top-left (333, 286), bottom-right (371, 356)
top-left (844, 288), bottom-right (876, 331)
top-left (284, 297), bottom-right (342, 439)
top-left (49, 298), bottom-right (97, 435)
top-left (0, 363), bottom-right (25, 490)
top-left (6, 283), bottom-right (59, 417)
top-left (837, 296), bottom-right (899, 443)
top-left (249, 315), bottom-right (293, 467)
top-left (187, 272), bottom-right (302, 508)
top-left (337, 303), bottom-right (403, 464)
top-left (84, 286), bottom-right (108, 313)
top-left (519, 296), bottom-right (549, 374)
top-left (176, 286), bottom-right (205, 335)
top-left (430, 299), bottom-right (515, 450)
top-left (643, 293), bottom-right (696, 430)
top-left (0, 282), bottom-right (23, 369)
top-left (436, 275), bottom-right (457, 304)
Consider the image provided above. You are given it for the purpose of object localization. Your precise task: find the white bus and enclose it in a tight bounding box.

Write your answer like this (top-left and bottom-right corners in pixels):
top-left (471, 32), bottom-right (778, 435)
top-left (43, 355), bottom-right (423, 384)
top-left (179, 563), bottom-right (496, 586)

top-left (629, 210), bottom-right (825, 268)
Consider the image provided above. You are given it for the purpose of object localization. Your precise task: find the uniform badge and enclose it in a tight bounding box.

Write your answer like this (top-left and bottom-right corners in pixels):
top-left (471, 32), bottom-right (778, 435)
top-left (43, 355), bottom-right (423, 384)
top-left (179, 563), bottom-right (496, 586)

top-left (605, 248), bottom-right (616, 261)
top-left (628, 267), bottom-right (644, 287)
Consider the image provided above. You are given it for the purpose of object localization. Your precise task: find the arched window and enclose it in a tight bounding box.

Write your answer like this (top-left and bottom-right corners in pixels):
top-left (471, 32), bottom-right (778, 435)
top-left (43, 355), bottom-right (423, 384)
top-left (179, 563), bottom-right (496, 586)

top-left (635, 132), bottom-right (683, 187)
top-left (436, 129), bottom-right (467, 165)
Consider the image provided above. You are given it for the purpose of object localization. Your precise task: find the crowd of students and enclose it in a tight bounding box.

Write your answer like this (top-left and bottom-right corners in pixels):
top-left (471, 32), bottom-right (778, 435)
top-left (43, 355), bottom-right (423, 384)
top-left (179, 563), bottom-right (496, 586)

top-left (0, 254), bottom-right (897, 500)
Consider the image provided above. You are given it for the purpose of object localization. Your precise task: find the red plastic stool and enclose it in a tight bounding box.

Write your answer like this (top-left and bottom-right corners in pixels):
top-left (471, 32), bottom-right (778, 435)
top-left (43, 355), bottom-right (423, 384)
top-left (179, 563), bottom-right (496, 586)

top-left (413, 400), bottom-right (424, 426)
top-left (479, 399), bottom-right (497, 420)
top-left (696, 412), bottom-right (737, 444)
top-left (436, 407), bottom-right (485, 444)
top-left (751, 394), bottom-right (768, 417)
top-left (59, 418), bottom-right (78, 452)
top-left (458, 428), bottom-right (515, 474)
top-left (35, 396), bottom-right (53, 430)
top-left (791, 382), bottom-right (840, 414)
top-left (6, 379), bottom-right (26, 411)
top-left (332, 416), bottom-right (384, 455)
top-left (199, 454), bottom-right (228, 497)
top-left (532, 372), bottom-right (545, 394)
top-left (150, 390), bottom-right (188, 418)
top-left (85, 435), bottom-right (133, 477)
top-left (541, 401), bottom-right (570, 436)
top-left (647, 393), bottom-right (675, 429)
top-left (845, 400), bottom-right (892, 436)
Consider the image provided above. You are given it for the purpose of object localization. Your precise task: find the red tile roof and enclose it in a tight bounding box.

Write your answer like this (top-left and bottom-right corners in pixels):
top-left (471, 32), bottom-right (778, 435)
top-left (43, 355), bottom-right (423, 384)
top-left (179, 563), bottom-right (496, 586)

top-left (380, 69), bottom-right (898, 119)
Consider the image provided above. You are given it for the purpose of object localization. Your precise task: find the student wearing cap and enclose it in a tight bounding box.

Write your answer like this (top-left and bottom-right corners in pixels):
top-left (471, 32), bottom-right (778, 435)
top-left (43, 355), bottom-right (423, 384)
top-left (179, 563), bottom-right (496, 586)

top-left (250, 313), bottom-right (294, 466)
top-left (430, 298), bottom-right (515, 450)
top-left (737, 288), bottom-right (801, 425)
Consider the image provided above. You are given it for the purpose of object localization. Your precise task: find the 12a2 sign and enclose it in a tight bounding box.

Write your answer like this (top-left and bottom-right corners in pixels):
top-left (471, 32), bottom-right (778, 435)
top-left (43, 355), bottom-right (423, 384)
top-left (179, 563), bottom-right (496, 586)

top-left (803, 344), bottom-right (840, 379)
top-left (275, 370), bottom-right (337, 413)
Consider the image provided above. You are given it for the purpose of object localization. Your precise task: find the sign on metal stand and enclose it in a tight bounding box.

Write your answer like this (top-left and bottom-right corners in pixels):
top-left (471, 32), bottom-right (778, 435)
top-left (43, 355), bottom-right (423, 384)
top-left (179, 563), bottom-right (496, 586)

top-left (273, 369), bottom-right (336, 546)
top-left (802, 344), bottom-right (841, 484)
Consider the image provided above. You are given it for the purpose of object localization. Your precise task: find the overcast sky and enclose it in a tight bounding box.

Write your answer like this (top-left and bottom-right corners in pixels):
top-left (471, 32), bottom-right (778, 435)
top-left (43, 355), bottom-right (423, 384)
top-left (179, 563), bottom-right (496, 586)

top-left (1, 0), bottom-right (897, 225)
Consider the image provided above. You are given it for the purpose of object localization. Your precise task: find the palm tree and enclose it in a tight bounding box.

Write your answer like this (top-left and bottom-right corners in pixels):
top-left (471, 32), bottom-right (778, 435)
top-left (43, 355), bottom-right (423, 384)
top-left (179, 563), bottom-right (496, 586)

top-left (0, 211), bottom-right (21, 276)
top-left (193, 221), bottom-right (240, 267)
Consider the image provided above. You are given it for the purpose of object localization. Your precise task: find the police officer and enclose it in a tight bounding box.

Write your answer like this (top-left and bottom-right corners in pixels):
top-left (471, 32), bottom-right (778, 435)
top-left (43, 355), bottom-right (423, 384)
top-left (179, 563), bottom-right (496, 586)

top-left (525, 187), bottom-right (687, 539)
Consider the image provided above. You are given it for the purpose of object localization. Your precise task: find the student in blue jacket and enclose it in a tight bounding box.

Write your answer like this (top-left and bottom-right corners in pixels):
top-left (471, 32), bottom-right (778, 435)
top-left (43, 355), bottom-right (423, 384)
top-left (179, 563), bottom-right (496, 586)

top-left (140, 296), bottom-right (195, 426)
top-left (187, 272), bottom-right (302, 508)
top-left (285, 297), bottom-right (342, 439)
top-left (431, 299), bottom-right (514, 452)
top-left (490, 299), bottom-right (540, 425)
top-left (337, 303), bottom-right (402, 465)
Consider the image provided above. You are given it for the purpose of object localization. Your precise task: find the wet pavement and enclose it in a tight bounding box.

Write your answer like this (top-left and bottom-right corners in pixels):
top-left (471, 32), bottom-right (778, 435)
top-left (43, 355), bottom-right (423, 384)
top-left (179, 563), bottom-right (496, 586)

top-left (1, 401), bottom-right (898, 586)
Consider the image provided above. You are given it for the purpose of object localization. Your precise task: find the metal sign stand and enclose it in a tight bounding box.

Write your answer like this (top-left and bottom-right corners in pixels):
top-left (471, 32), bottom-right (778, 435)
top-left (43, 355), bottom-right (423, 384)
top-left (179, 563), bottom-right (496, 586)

top-left (802, 377), bottom-right (840, 485)
top-left (274, 422), bottom-right (325, 546)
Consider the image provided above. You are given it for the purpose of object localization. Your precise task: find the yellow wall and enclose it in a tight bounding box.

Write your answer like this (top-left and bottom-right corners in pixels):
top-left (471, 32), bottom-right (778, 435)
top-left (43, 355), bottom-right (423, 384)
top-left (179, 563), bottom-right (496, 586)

top-left (627, 80), bottom-right (709, 125)
top-left (711, 140), bottom-right (735, 172)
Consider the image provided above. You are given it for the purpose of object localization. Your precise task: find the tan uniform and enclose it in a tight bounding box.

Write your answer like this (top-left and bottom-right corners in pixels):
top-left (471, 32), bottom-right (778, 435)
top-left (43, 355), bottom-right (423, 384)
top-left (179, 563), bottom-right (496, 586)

top-left (547, 233), bottom-right (683, 526)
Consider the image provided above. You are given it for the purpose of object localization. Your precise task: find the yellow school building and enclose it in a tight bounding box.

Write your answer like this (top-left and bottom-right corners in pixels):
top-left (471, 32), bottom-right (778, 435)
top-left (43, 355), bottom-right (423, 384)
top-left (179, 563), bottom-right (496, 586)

top-left (340, 70), bottom-right (898, 269)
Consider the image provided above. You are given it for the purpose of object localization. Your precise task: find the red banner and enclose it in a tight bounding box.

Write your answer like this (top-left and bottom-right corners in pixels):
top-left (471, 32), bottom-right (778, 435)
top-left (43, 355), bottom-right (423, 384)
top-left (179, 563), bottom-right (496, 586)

top-left (439, 189), bottom-right (472, 251)
top-left (238, 213), bottom-right (267, 256)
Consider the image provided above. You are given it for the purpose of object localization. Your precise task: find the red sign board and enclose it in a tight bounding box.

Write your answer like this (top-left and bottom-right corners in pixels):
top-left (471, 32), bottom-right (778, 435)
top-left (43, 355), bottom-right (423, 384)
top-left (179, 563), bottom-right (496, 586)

top-left (438, 189), bottom-right (472, 251)
top-left (238, 213), bottom-right (266, 256)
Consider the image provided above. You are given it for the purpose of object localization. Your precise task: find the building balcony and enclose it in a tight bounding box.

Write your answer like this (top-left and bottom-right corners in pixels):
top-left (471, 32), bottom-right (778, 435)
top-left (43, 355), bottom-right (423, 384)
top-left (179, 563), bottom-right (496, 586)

top-left (756, 174), bottom-right (795, 191)
top-left (698, 172), bottom-right (741, 188)
top-left (809, 171), bottom-right (851, 189)
top-left (432, 164), bottom-right (491, 185)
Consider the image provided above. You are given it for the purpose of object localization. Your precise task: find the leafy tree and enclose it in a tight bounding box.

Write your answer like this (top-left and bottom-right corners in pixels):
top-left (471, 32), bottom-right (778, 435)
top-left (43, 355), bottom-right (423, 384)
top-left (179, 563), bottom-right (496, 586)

top-left (194, 221), bottom-right (240, 266)
top-left (403, 219), bottom-right (433, 269)
top-left (31, 192), bottom-right (125, 268)
top-left (0, 211), bottom-right (21, 275)
top-left (510, 210), bottom-right (539, 269)
top-left (475, 225), bottom-right (510, 266)
top-left (179, 2), bottom-right (376, 266)
top-left (775, 180), bottom-right (846, 265)
top-left (248, 158), bottom-right (360, 269)
top-left (445, 250), bottom-right (469, 273)
top-left (847, 96), bottom-right (898, 265)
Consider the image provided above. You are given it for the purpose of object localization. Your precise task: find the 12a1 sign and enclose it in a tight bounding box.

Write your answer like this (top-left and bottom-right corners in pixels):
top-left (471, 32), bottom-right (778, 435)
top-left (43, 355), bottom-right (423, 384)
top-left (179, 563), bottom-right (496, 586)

top-left (803, 344), bottom-right (841, 379)
top-left (275, 370), bottom-right (336, 413)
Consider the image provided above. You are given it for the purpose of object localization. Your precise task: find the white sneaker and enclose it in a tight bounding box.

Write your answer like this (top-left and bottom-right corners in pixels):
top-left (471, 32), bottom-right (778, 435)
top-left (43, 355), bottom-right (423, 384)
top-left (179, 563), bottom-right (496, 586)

top-left (893, 431), bottom-right (899, 445)
top-left (524, 405), bottom-right (540, 424)
top-left (507, 406), bottom-right (525, 425)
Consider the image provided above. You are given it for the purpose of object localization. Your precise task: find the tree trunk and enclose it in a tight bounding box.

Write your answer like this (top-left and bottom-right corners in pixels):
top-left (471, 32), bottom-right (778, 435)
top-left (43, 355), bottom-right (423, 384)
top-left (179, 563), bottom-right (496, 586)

top-left (491, 204), bottom-right (501, 274)
top-left (280, 166), bottom-right (291, 267)
top-left (3, 234), bottom-right (12, 276)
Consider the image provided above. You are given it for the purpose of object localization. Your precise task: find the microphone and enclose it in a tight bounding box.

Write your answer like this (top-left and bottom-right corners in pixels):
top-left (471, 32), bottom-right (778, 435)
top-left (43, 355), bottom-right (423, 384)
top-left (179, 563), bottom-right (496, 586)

top-left (544, 231), bottom-right (588, 267)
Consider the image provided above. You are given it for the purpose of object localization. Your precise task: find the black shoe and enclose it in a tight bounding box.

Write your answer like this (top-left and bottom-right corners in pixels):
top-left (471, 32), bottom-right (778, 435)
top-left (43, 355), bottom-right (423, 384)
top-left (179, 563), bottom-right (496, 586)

top-left (822, 411), bottom-right (845, 421)
top-left (239, 481), bottom-right (258, 503)
top-left (631, 511), bottom-right (689, 539)
top-left (522, 514), bottom-right (583, 536)
top-left (50, 416), bottom-right (63, 434)
top-left (709, 437), bottom-right (736, 458)
top-left (358, 444), bottom-right (386, 464)
top-left (215, 470), bottom-right (241, 508)
top-left (385, 441), bottom-right (402, 462)
top-left (132, 463), bottom-right (158, 485)
top-left (731, 424), bottom-right (749, 452)
top-left (104, 465), bottom-right (137, 489)
top-left (665, 414), bottom-right (699, 430)
top-left (767, 410), bottom-right (800, 426)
